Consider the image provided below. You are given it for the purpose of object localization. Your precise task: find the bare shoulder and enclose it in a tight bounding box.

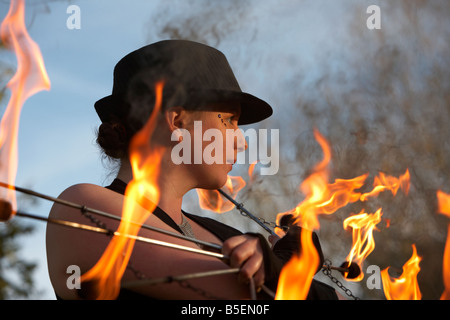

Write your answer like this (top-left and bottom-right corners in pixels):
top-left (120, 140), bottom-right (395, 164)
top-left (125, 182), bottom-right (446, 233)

top-left (46, 183), bottom-right (124, 299)
top-left (48, 183), bottom-right (124, 221)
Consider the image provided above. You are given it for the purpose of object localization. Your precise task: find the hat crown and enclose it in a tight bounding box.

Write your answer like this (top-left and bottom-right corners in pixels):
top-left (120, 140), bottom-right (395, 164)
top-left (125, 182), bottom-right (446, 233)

top-left (111, 40), bottom-right (241, 97)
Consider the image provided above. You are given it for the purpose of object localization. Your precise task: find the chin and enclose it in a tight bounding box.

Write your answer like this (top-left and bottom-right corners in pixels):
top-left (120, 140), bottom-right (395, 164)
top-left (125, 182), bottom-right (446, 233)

top-left (203, 176), bottom-right (228, 190)
top-left (196, 165), bottom-right (229, 190)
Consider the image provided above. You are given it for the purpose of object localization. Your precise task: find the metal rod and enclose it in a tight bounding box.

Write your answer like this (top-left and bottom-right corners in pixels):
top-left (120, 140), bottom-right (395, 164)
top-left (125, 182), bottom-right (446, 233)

top-left (0, 181), bottom-right (222, 251)
top-left (4, 183), bottom-right (351, 281)
top-left (217, 189), bottom-right (277, 236)
top-left (326, 266), bottom-right (349, 273)
top-left (249, 278), bottom-right (257, 300)
top-left (13, 210), bottom-right (229, 261)
top-left (122, 268), bottom-right (240, 288)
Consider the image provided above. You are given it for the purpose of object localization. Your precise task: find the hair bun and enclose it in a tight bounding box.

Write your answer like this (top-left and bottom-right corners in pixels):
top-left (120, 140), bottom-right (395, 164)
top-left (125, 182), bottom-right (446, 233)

top-left (96, 122), bottom-right (127, 159)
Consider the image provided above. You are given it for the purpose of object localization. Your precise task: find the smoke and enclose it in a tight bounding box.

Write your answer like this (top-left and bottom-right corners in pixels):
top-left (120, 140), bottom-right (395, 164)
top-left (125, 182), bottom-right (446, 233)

top-left (148, 0), bottom-right (450, 299)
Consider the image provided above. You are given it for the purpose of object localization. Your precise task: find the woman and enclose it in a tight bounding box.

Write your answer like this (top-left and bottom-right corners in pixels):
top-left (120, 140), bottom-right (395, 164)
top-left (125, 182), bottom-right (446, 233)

top-left (46, 40), bottom-right (337, 300)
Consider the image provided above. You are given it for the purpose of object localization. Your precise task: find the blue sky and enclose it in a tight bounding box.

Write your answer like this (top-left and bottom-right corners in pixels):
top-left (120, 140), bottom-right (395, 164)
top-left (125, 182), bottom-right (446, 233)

top-left (1, 0), bottom-right (433, 299)
top-left (1, 0), bottom-right (170, 299)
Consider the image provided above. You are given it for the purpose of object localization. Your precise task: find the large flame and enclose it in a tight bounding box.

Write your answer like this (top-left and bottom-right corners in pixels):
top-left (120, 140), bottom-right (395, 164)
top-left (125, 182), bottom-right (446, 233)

top-left (276, 130), bottom-right (366, 233)
top-left (80, 82), bottom-right (165, 299)
top-left (381, 244), bottom-right (422, 300)
top-left (197, 175), bottom-right (246, 213)
top-left (0, 0), bottom-right (50, 212)
top-left (437, 190), bottom-right (450, 300)
top-left (275, 129), bottom-right (362, 299)
top-left (343, 208), bottom-right (382, 281)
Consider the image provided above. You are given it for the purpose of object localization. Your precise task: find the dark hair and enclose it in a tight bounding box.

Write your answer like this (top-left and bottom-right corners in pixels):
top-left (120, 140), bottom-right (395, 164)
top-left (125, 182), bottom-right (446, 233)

top-left (96, 117), bottom-right (130, 160)
top-left (96, 74), bottom-right (160, 160)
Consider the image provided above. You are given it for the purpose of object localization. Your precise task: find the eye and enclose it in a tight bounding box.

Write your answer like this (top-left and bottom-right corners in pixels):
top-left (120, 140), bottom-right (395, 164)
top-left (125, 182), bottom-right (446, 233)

top-left (218, 112), bottom-right (239, 127)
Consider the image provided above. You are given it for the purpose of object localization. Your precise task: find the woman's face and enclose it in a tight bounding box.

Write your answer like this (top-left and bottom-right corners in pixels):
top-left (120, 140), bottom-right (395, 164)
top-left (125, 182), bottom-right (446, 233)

top-left (181, 102), bottom-right (246, 190)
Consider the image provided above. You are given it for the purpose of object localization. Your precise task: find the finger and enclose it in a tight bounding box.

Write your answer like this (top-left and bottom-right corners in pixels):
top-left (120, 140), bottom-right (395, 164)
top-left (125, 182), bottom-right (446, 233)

top-left (222, 236), bottom-right (247, 257)
top-left (228, 236), bottom-right (260, 268)
top-left (253, 264), bottom-right (265, 289)
top-left (229, 239), bottom-right (255, 269)
top-left (239, 253), bottom-right (264, 286)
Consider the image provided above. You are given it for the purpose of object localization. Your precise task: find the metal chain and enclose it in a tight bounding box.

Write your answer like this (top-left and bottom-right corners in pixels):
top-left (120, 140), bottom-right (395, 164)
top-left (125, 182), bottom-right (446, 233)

top-left (177, 280), bottom-right (227, 300)
top-left (322, 259), bottom-right (360, 300)
top-left (79, 205), bottom-right (114, 235)
top-left (237, 206), bottom-right (288, 232)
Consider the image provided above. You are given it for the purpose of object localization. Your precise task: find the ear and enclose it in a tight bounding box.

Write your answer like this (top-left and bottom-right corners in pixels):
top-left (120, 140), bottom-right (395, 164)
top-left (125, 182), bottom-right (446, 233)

top-left (164, 106), bottom-right (184, 132)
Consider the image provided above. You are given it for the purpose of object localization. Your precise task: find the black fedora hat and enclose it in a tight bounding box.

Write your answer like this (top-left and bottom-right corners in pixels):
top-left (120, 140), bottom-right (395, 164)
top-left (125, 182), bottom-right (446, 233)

top-left (94, 40), bottom-right (272, 125)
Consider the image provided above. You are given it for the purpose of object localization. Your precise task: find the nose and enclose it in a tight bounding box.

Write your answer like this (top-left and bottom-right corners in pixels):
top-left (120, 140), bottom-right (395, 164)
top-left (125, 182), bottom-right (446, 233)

top-left (236, 128), bottom-right (247, 152)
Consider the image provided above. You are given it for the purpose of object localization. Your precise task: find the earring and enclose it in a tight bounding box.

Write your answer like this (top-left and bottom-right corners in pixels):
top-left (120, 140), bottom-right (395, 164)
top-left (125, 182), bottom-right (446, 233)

top-left (172, 129), bottom-right (183, 142)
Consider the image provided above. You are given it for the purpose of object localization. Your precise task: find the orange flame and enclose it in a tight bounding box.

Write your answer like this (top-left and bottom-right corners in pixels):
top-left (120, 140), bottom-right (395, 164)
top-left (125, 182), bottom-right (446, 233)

top-left (275, 228), bottom-right (318, 300)
top-left (80, 82), bottom-right (165, 299)
top-left (197, 175), bottom-right (246, 213)
top-left (343, 208), bottom-right (382, 281)
top-left (381, 244), bottom-right (422, 300)
top-left (248, 160), bottom-right (258, 182)
top-left (438, 190), bottom-right (450, 216)
top-left (360, 169), bottom-right (410, 201)
top-left (437, 190), bottom-right (450, 300)
top-left (276, 130), bottom-right (367, 232)
top-left (0, 0), bottom-right (50, 212)
top-left (274, 129), bottom-right (413, 299)
top-left (275, 129), bottom-right (365, 299)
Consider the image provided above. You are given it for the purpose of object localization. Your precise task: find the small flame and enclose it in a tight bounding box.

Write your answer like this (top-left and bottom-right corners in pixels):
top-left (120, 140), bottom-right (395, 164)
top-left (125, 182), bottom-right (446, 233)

top-left (438, 190), bottom-right (450, 216)
top-left (343, 208), bottom-right (382, 281)
top-left (381, 244), bottom-right (422, 300)
top-left (197, 175), bottom-right (246, 213)
top-left (80, 82), bottom-right (165, 299)
top-left (0, 0), bottom-right (50, 212)
top-left (248, 160), bottom-right (258, 182)
top-left (360, 169), bottom-right (410, 201)
top-left (437, 190), bottom-right (450, 300)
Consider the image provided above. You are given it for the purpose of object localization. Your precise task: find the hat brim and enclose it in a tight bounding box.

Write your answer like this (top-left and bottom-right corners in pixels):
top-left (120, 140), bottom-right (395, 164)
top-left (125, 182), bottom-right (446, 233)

top-left (94, 89), bottom-right (272, 126)
top-left (228, 91), bottom-right (273, 125)
top-left (186, 89), bottom-right (273, 125)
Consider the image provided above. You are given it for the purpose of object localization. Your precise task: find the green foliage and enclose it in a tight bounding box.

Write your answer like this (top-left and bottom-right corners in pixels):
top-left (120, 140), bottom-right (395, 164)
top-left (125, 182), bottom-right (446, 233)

top-left (0, 220), bottom-right (37, 299)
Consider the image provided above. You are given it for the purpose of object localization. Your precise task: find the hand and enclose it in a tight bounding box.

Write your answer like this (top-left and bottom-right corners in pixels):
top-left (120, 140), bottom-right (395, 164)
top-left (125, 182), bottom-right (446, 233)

top-left (222, 235), bottom-right (265, 289)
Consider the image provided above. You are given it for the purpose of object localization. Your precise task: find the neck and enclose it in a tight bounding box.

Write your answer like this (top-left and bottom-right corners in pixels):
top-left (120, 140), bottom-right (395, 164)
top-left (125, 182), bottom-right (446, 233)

top-left (115, 155), bottom-right (193, 224)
